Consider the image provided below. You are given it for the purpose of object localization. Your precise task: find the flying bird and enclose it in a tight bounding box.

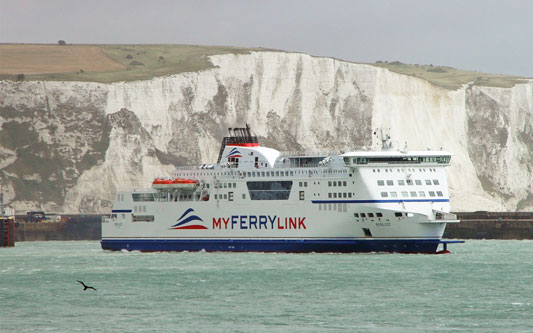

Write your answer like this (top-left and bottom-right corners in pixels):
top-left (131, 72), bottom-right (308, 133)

top-left (77, 280), bottom-right (97, 291)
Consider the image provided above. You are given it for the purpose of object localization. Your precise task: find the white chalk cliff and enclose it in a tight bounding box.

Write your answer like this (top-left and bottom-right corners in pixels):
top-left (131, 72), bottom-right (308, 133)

top-left (1, 51), bottom-right (532, 213)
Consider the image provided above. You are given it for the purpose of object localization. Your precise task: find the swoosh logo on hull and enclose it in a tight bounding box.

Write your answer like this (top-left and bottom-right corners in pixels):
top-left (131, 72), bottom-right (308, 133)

top-left (170, 208), bottom-right (206, 230)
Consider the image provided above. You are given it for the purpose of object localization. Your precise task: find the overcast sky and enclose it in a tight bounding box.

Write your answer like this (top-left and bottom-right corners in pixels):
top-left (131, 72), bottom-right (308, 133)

top-left (1, 0), bottom-right (532, 77)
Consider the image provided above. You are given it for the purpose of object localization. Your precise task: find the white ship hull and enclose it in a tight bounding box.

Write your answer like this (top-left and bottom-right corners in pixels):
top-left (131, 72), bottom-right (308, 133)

top-left (102, 126), bottom-right (460, 253)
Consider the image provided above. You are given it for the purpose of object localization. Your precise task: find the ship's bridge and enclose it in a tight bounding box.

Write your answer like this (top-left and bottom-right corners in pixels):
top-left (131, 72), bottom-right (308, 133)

top-left (220, 144), bottom-right (280, 169)
top-left (341, 150), bottom-right (452, 166)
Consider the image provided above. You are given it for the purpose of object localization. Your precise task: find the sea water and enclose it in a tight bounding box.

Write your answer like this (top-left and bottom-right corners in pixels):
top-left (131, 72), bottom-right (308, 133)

top-left (1, 240), bottom-right (532, 332)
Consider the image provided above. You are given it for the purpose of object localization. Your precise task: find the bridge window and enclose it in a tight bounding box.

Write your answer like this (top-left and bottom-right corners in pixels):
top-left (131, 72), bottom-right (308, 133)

top-left (247, 181), bottom-right (293, 200)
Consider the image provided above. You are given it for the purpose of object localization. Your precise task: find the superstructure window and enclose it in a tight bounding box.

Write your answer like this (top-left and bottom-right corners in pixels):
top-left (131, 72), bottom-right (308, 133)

top-left (418, 191), bottom-right (426, 197)
top-left (386, 180), bottom-right (394, 186)
top-left (398, 180), bottom-right (405, 186)
top-left (437, 191), bottom-right (443, 197)
top-left (390, 192), bottom-right (398, 198)
top-left (247, 181), bottom-right (293, 200)
top-left (401, 191), bottom-right (408, 197)
top-left (415, 180), bottom-right (422, 185)
top-left (133, 215), bottom-right (154, 222)
top-left (381, 192), bottom-right (388, 198)
top-left (377, 180), bottom-right (385, 186)
top-left (425, 180), bottom-right (432, 185)
top-left (433, 179), bottom-right (440, 185)
top-left (429, 191), bottom-right (436, 197)
top-left (132, 193), bottom-right (155, 202)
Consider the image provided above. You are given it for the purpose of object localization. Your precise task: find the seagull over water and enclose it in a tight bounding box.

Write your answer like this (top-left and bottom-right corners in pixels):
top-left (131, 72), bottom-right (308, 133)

top-left (77, 280), bottom-right (97, 291)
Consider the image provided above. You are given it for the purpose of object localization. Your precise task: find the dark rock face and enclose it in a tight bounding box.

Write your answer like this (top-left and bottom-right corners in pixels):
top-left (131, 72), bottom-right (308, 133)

top-left (0, 82), bottom-right (110, 212)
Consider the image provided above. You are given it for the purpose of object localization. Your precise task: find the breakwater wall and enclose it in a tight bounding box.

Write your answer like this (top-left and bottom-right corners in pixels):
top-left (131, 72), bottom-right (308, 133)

top-left (10, 212), bottom-right (533, 241)
top-left (444, 212), bottom-right (533, 239)
top-left (15, 215), bottom-right (101, 241)
top-left (1, 218), bottom-right (15, 247)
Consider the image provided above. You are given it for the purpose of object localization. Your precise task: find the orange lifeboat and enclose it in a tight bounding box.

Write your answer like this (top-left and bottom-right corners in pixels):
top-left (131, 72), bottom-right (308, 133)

top-left (152, 178), bottom-right (173, 189)
top-left (171, 178), bottom-right (198, 190)
top-left (152, 178), bottom-right (198, 190)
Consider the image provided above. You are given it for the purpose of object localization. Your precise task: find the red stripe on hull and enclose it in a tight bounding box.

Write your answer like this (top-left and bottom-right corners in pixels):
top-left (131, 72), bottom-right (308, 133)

top-left (172, 225), bottom-right (208, 230)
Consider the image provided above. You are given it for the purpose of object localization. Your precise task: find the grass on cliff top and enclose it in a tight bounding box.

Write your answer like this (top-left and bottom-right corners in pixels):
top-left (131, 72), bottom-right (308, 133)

top-left (1, 44), bottom-right (527, 89)
top-left (0, 44), bottom-right (273, 83)
top-left (370, 61), bottom-right (527, 90)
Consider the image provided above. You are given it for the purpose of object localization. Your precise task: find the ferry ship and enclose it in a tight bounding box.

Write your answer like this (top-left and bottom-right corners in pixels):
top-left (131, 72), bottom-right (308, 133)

top-left (101, 125), bottom-right (461, 253)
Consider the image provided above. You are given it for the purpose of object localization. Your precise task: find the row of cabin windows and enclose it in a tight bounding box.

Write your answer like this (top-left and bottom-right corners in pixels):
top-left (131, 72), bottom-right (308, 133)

top-left (372, 168), bottom-right (437, 173)
top-left (377, 179), bottom-right (440, 186)
top-left (179, 169), bottom-right (348, 179)
top-left (347, 156), bottom-right (450, 165)
top-left (328, 180), bottom-right (347, 187)
top-left (133, 205), bottom-right (146, 213)
top-left (318, 203), bottom-right (347, 212)
top-left (328, 192), bottom-right (353, 199)
top-left (214, 192), bottom-right (235, 201)
top-left (380, 191), bottom-right (444, 198)
top-left (354, 212), bottom-right (383, 218)
top-left (215, 182), bottom-right (236, 189)
top-left (353, 212), bottom-right (409, 218)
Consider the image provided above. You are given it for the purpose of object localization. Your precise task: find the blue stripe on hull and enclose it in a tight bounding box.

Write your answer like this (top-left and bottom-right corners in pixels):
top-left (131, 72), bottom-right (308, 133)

top-left (101, 239), bottom-right (440, 254)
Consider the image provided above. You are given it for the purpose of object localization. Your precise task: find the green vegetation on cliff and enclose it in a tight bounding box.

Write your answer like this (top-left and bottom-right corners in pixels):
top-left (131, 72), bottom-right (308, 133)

top-left (370, 61), bottom-right (526, 90)
top-left (1, 44), bottom-right (274, 83)
top-left (0, 44), bottom-right (527, 88)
